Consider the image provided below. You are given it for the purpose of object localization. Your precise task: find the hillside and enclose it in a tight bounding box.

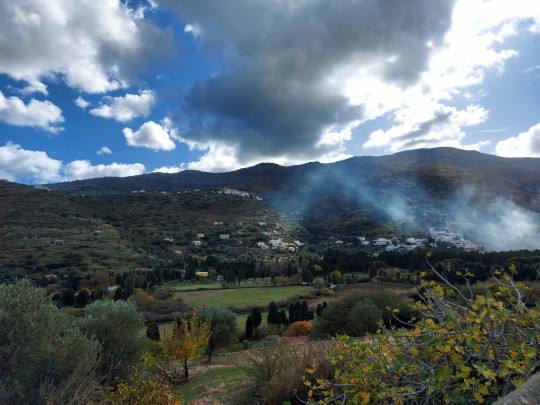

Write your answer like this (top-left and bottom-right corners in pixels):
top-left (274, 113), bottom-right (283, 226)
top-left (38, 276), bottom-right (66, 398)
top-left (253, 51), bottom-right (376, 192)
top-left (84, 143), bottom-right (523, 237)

top-left (43, 147), bottom-right (540, 243)
top-left (0, 180), bottom-right (301, 281)
top-left (3, 148), bottom-right (540, 280)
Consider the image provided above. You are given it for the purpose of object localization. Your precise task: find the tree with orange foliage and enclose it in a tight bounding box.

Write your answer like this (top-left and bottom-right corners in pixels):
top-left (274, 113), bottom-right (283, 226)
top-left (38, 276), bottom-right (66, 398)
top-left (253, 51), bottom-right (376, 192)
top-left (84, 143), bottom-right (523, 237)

top-left (162, 313), bottom-right (211, 379)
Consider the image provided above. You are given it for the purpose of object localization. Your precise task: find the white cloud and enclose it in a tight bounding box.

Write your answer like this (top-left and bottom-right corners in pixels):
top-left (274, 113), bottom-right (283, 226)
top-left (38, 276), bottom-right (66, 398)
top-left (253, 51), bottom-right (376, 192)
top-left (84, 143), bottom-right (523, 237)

top-left (123, 121), bottom-right (176, 151)
top-left (363, 104), bottom-right (489, 153)
top-left (96, 146), bottom-right (112, 155)
top-left (0, 90), bottom-right (64, 133)
top-left (0, 142), bottom-right (147, 184)
top-left (495, 123), bottom-right (540, 157)
top-left (63, 160), bottom-right (145, 181)
top-left (89, 90), bottom-right (156, 122)
top-left (75, 97), bottom-right (90, 109)
top-left (152, 165), bottom-right (186, 173)
top-left (0, 142), bottom-right (62, 183)
top-left (0, 0), bottom-right (169, 94)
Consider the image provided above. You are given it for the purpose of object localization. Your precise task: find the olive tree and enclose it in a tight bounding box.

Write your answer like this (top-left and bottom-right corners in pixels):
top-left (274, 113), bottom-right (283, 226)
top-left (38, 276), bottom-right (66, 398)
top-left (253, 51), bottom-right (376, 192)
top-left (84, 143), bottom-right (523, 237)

top-left (196, 306), bottom-right (238, 361)
top-left (78, 300), bottom-right (147, 382)
top-left (0, 281), bottom-right (99, 405)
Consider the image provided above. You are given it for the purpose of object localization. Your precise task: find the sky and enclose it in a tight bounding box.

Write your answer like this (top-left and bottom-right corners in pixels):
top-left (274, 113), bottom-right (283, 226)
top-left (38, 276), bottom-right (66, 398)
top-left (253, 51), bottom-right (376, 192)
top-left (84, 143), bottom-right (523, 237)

top-left (1, 0), bottom-right (540, 185)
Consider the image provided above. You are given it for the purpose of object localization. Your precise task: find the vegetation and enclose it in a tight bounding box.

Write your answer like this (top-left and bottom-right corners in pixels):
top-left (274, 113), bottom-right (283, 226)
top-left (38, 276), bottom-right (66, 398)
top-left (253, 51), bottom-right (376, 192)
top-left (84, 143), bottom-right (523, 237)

top-left (196, 306), bottom-right (238, 362)
top-left (78, 300), bottom-right (148, 382)
top-left (162, 314), bottom-right (212, 379)
top-left (307, 263), bottom-right (540, 404)
top-left (0, 281), bottom-right (100, 404)
top-left (310, 290), bottom-right (416, 338)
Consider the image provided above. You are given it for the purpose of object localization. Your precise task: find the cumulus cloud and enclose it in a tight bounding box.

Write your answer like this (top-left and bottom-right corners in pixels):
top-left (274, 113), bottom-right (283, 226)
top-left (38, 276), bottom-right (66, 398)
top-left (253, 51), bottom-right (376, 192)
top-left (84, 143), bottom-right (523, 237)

top-left (0, 142), bottom-right (63, 183)
top-left (495, 123), bottom-right (540, 157)
top-left (363, 104), bottom-right (489, 152)
top-left (0, 142), bottom-right (145, 184)
top-left (0, 0), bottom-right (170, 94)
top-left (123, 121), bottom-right (176, 151)
top-left (162, 0), bottom-right (456, 167)
top-left (89, 90), bottom-right (156, 122)
top-left (62, 160), bottom-right (145, 181)
top-left (161, 0), bottom-right (540, 164)
top-left (0, 90), bottom-right (64, 133)
top-left (75, 97), bottom-right (90, 109)
top-left (96, 146), bottom-right (112, 155)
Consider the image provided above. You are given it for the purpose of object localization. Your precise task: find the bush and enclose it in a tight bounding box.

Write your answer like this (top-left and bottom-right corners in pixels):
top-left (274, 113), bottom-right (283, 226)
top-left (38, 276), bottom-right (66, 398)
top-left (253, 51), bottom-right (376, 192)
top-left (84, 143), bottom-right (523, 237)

top-left (309, 266), bottom-right (540, 404)
top-left (0, 281), bottom-right (100, 404)
top-left (78, 300), bottom-right (147, 382)
top-left (236, 341), bottom-right (334, 405)
top-left (283, 321), bottom-right (314, 337)
top-left (319, 288), bottom-right (334, 296)
top-left (311, 291), bottom-right (417, 339)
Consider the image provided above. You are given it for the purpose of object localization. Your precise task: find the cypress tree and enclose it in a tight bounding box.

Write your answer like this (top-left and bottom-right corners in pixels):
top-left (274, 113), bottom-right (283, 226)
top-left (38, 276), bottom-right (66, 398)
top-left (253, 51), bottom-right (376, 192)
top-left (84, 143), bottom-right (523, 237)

top-left (267, 301), bottom-right (278, 325)
top-left (246, 315), bottom-right (254, 339)
top-left (146, 323), bottom-right (160, 341)
top-left (301, 300), bottom-right (308, 321)
top-left (251, 307), bottom-right (262, 328)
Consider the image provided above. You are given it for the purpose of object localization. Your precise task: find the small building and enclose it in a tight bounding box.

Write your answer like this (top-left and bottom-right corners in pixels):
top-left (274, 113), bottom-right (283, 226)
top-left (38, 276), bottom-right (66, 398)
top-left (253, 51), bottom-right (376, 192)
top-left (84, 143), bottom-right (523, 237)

top-left (192, 240), bottom-right (201, 246)
top-left (108, 285), bottom-right (120, 292)
top-left (196, 233), bottom-right (205, 238)
top-left (53, 240), bottom-right (64, 245)
top-left (195, 271), bottom-right (209, 277)
top-left (163, 237), bottom-right (174, 242)
top-left (335, 240), bottom-right (343, 245)
top-left (219, 234), bottom-right (230, 240)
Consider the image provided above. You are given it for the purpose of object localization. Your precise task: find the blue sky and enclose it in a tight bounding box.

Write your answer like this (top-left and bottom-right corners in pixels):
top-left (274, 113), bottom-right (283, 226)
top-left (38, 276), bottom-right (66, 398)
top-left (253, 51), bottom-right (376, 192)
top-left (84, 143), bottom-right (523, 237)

top-left (1, 0), bottom-right (540, 185)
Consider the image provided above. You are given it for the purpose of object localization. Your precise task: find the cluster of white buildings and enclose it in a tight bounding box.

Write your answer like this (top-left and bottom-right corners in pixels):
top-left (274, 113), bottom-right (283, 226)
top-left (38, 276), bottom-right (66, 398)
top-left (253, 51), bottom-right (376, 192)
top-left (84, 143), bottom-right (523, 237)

top-left (258, 239), bottom-right (303, 252)
top-left (429, 229), bottom-right (480, 251)
top-left (213, 188), bottom-right (263, 201)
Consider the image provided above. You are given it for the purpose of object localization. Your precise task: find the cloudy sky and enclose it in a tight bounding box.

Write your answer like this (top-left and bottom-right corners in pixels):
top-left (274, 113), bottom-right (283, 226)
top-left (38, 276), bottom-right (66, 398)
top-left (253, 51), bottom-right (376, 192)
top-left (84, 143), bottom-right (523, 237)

top-left (1, 0), bottom-right (540, 184)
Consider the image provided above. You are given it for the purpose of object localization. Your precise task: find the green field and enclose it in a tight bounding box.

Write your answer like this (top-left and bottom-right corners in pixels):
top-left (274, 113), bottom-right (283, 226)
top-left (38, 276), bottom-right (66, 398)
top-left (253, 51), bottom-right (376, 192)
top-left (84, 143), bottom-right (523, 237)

top-left (173, 285), bottom-right (314, 310)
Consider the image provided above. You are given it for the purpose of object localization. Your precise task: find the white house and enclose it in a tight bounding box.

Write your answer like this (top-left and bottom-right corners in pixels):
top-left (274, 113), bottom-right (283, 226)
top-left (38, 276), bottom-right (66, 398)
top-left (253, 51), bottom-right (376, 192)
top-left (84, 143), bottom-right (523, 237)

top-left (196, 233), bottom-right (205, 238)
top-left (373, 238), bottom-right (389, 246)
top-left (192, 240), bottom-right (201, 246)
top-left (219, 234), bottom-right (230, 240)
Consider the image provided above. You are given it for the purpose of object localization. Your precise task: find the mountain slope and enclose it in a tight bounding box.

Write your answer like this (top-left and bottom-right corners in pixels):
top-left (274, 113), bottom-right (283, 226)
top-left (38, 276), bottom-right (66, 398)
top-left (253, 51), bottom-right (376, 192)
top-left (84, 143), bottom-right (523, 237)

top-left (30, 147), bottom-right (540, 249)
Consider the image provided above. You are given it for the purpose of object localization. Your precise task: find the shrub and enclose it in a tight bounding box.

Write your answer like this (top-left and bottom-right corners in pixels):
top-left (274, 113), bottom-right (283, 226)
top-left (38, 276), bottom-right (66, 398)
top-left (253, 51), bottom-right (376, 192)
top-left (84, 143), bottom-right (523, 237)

top-left (0, 281), bottom-right (100, 404)
top-left (236, 341), bottom-right (334, 405)
top-left (311, 291), bottom-right (417, 339)
top-left (283, 321), bottom-right (314, 337)
top-left (78, 300), bottom-right (147, 382)
top-left (320, 288), bottom-right (334, 296)
top-left (308, 265), bottom-right (540, 404)
top-left (101, 367), bottom-right (180, 405)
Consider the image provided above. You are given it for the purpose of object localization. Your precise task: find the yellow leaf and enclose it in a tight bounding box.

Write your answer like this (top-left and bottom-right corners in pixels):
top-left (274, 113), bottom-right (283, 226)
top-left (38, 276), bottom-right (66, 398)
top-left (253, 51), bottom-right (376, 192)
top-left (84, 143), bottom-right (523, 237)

top-left (473, 391), bottom-right (485, 403)
top-left (409, 347), bottom-right (419, 356)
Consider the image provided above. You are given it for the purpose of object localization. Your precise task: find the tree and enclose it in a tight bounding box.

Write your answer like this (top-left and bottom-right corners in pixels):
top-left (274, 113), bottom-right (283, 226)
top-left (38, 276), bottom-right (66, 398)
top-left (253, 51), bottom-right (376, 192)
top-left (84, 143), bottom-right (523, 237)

top-left (246, 315), bottom-right (254, 339)
top-left (309, 262), bottom-right (540, 404)
top-left (75, 288), bottom-right (90, 307)
top-left (78, 300), bottom-right (147, 382)
top-left (162, 313), bottom-right (211, 379)
top-left (251, 307), bottom-right (262, 329)
top-left (146, 323), bottom-right (161, 341)
top-left (267, 301), bottom-right (279, 325)
top-left (0, 280), bottom-right (100, 404)
top-left (196, 306), bottom-right (238, 362)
